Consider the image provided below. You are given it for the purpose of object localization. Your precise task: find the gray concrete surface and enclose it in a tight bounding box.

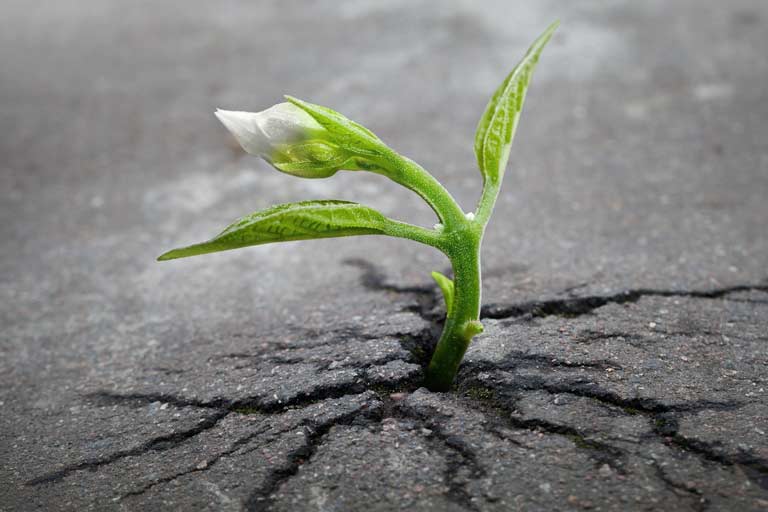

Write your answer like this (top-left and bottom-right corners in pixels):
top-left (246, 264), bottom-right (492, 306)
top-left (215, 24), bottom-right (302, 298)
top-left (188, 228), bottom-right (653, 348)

top-left (2, 1), bottom-right (767, 510)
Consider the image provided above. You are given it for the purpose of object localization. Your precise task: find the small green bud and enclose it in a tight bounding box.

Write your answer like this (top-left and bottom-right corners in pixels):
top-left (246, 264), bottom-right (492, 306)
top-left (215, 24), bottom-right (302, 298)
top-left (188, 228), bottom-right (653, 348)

top-left (461, 320), bottom-right (484, 342)
top-left (215, 103), bottom-right (370, 179)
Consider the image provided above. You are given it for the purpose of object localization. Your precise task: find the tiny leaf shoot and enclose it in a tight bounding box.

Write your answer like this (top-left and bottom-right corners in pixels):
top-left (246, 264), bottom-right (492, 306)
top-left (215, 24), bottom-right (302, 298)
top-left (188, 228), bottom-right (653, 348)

top-left (158, 22), bottom-right (558, 391)
top-left (431, 271), bottom-right (455, 317)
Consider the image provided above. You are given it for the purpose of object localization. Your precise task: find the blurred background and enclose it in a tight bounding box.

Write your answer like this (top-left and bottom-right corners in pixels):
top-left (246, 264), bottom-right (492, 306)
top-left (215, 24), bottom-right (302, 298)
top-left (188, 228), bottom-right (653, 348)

top-left (1, 0), bottom-right (767, 391)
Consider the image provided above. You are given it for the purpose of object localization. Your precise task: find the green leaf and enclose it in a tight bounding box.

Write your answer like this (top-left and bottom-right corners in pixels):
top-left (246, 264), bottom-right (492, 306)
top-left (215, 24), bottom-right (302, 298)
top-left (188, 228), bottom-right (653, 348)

top-left (431, 270), bottom-right (455, 317)
top-left (158, 200), bottom-right (389, 261)
top-left (284, 96), bottom-right (386, 157)
top-left (474, 21), bottom-right (558, 185)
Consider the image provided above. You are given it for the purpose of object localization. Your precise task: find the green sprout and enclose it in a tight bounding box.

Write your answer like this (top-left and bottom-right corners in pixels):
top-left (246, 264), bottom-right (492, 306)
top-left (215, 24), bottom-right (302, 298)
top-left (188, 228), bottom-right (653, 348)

top-left (158, 22), bottom-right (558, 391)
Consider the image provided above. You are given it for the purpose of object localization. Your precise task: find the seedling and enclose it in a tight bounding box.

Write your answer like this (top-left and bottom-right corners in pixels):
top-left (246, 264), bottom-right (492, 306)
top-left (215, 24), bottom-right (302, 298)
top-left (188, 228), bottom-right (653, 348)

top-left (158, 23), bottom-right (558, 391)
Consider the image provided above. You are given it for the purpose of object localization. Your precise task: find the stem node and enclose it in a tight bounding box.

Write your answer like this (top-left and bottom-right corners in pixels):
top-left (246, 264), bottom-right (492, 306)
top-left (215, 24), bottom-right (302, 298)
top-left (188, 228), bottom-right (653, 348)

top-left (461, 320), bottom-right (484, 341)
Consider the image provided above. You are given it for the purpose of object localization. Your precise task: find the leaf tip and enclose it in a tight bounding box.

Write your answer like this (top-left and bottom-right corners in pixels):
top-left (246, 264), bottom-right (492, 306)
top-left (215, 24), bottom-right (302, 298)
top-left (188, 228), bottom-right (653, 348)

top-left (156, 250), bottom-right (176, 261)
top-left (538, 20), bottom-right (560, 47)
top-left (283, 94), bottom-right (302, 106)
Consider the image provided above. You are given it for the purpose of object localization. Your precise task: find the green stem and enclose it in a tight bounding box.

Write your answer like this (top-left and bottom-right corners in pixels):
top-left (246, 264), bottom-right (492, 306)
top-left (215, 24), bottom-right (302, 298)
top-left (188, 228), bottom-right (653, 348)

top-left (424, 224), bottom-right (484, 391)
top-left (381, 219), bottom-right (444, 248)
top-left (377, 151), bottom-right (467, 228)
top-left (475, 179), bottom-right (500, 225)
top-left (370, 147), bottom-right (496, 391)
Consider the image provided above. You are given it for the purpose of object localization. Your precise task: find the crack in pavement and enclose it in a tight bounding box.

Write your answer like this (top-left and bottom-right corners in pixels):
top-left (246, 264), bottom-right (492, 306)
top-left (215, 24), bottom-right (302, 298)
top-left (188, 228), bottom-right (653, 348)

top-left (459, 370), bottom-right (768, 492)
top-left (28, 367), bottom-right (419, 489)
top-left (452, 388), bottom-right (629, 473)
top-left (651, 460), bottom-right (710, 512)
top-left (86, 391), bottom-right (229, 410)
top-left (654, 415), bottom-right (768, 492)
top-left (118, 423), bottom-right (274, 501)
top-left (24, 260), bottom-right (768, 508)
top-left (461, 366), bottom-right (743, 415)
top-left (391, 404), bottom-right (486, 512)
top-left (481, 283), bottom-right (768, 320)
top-left (243, 401), bottom-right (380, 512)
top-left (86, 355), bottom-right (421, 418)
top-left (25, 409), bottom-right (231, 486)
top-left (450, 381), bottom-right (757, 508)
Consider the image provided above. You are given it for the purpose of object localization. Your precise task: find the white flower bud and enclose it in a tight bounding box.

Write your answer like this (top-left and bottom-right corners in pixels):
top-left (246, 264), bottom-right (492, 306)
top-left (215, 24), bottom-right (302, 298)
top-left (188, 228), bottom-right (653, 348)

top-left (215, 103), bottom-right (325, 162)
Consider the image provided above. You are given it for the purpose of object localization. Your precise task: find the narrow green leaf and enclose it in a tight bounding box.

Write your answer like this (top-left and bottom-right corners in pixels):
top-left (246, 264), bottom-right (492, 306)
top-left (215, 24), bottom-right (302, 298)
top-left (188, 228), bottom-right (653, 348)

top-left (284, 96), bottom-right (385, 157)
top-left (158, 200), bottom-right (389, 261)
top-left (474, 21), bottom-right (558, 185)
top-left (431, 270), bottom-right (455, 317)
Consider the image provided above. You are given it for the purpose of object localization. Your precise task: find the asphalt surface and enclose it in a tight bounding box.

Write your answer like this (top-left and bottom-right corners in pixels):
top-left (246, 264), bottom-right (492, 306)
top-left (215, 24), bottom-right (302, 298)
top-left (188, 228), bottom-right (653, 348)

top-left (2, 1), bottom-right (767, 510)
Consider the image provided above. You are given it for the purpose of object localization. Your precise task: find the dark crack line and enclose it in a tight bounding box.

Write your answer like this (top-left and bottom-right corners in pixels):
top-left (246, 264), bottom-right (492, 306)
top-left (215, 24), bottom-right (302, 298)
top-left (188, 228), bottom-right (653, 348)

top-left (481, 283), bottom-right (768, 320)
top-left (508, 415), bottom-right (627, 472)
top-left (482, 424), bottom-right (531, 448)
top-left (87, 361), bottom-right (417, 420)
top-left (461, 370), bottom-right (768, 491)
top-left (655, 416), bottom-right (768, 492)
top-left (87, 391), bottom-right (229, 410)
top-left (539, 381), bottom-right (739, 415)
top-left (227, 367), bottom-right (417, 415)
top-left (651, 460), bottom-right (709, 512)
top-left (454, 390), bottom-right (628, 473)
top-left (26, 410), bottom-right (230, 486)
top-left (396, 327), bottom-right (439, 369)
top-left (122, 392), bottom-right (387, 502)
top-left (462, 366), bottom-right (742, 415)
top-left (391, 405), bottom-right (485, 512)
top-left (244, 405), bottom-right (376, 512)
top-left (35, 377), bottom-right (415, 489)
top-left (118, 423), bottom-right (273, 500)
top-left (148, 366), bottom-right (187, 375)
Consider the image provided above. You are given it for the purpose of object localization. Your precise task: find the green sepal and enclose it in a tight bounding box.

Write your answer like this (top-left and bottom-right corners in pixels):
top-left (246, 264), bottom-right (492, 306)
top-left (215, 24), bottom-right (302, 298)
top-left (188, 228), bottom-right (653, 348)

top-left (271, 140), bottom-right (352, 178)
top-left (474, 21), bottom-right (558, 186)
top-left (284, 96), bottom-right (386, 158)
top-left (431, 270), bottom-right (455, 317)
top-left (158, 200), bottom-right (389, 261)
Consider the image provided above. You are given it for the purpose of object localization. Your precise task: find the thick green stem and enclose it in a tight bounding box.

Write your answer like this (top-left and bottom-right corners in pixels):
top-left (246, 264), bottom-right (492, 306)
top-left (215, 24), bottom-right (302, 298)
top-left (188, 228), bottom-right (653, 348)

top-left (424, 226), bottom-right (483, 391)
top-left (376, 151), bottom-right (467, 228)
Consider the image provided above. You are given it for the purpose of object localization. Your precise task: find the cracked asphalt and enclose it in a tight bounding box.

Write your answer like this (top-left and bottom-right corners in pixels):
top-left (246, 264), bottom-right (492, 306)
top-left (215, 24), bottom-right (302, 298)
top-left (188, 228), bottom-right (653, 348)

top-left (2, 1), bottom-right (767, 511)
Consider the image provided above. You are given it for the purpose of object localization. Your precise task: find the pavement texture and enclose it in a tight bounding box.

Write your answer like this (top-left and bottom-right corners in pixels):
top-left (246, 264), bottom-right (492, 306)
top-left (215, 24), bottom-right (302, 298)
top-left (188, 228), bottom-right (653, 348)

top-left (2, 1), bottom-right (767, 511)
